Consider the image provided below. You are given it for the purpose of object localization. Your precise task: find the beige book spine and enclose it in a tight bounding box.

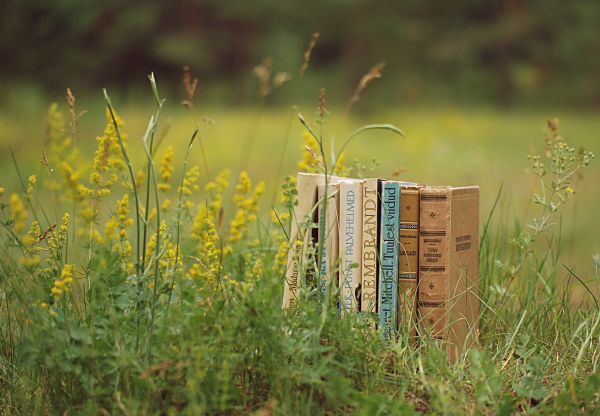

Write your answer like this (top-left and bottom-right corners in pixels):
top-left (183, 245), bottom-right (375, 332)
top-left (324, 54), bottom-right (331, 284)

top-left (418, 186), bottom-right (479, 360)
top-left (317, 183), bottom-right (340, 296)
top-left (398, 186), bottom-right (419, 336)
top-left (282, 173), bottom-right (321, 309)
top-left (282, 173), bottom-right (347, 309)
top-left (338, 180), bottom-right (363, 313)
top-left (360, 178), bottom-right (379, 314)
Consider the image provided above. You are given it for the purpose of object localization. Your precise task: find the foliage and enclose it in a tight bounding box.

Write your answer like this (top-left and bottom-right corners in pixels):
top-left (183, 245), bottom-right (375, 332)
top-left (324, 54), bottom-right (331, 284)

top-left (0, 80), bottom-right (598, 414)
top-left (2, 1), bottom-right (600, 106)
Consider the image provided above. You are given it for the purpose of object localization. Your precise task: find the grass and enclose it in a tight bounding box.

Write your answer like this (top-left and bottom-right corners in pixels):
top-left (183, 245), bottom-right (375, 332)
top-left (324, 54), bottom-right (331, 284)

top-left (0, 81), bottom-right (599, 414)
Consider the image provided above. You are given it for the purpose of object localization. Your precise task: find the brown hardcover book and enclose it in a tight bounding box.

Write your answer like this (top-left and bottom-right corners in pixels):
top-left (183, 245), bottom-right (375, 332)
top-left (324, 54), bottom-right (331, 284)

top-left (360, 178), bottom-right (380, 315)
top-left (418, 186), bottom-right (479, 360)
top-left (398, 185), bottom-right (419, 336)
top-left (282, 173), bottom-right (343, 309)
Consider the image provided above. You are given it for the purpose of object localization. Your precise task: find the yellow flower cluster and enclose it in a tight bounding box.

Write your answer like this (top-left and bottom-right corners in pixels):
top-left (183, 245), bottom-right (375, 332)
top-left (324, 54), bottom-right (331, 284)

top-left (188, 215), bottom-right (222, 289)
top-left (89, 109), bottom-right (127, 197)
top-left (51, 264), bottom-right (75, 298)
top-left (188, 169), bottom-right (232, 287)
top-left (104, 195), bottom-right (133, 269)
top-left (60, 161), bottom-right (92, 201)
top-left (158, 145), bottom-right (175, 191)
top-left (21, 220), bottom-right (43, 268)
top-left (229, 171), bottom-right (265, 243)
top-left (47, 213), bottom-right (70, 266)
top-left (145, 220), bottom-right (167, 270)
top-left (298, 131), bottom-right (321, 173)
top-left (297, 130), bottom-right (347, 176)
top-left (9, 193), bottom-right (27, 233)
top-left (205, 169), bottom-right (230, 216)
top-left (26, 175), bottom-right (36, 196)
top-left (180, 165), bottom-right (201, 210)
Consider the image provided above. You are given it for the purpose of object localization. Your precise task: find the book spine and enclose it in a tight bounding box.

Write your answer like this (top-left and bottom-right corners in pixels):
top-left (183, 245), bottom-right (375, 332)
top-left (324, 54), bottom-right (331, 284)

top-left (317, 183), bottom-right (339, 298)
top-left (378, 181), bottom-right (400, 341)
top-left (282, 173), bottom-right (321, 309)
top-left (360, 178), bottom-right (379, 316)
top-left (338, 180), bottom-right (363, 314)
top-left (418, 187), bottom-right (451, 340)
top-left (398, 186), bottom-right (419, 336)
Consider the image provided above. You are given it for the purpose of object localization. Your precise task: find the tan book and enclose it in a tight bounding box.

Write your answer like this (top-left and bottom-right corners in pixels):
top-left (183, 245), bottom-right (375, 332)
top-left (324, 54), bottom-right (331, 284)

top-left (317, 182), bottom-right (340, 298)
top-left (398, 185), bottom-right (419, 336)
top-left (282, 173), bottom-right (343, 309)
top-left (418, 186), bottom-right (479, 360)
top-left (360, 178), bottom-right (380, 315)
top-left (338, 179), bottom-right (363, 313)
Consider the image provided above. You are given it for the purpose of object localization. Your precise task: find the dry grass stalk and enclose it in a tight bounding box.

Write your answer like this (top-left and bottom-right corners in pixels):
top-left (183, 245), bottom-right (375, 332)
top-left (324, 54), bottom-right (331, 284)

top-left (182, 65), bottom-right (199, 108)
top-left (346, 62), bottom-right (385, 115)
top-left (254, 58), bottom-right (273, 98)
top-left (300, 32), bottom-right (319, 76)
top-left (319, 87), bottom-right (326, 119)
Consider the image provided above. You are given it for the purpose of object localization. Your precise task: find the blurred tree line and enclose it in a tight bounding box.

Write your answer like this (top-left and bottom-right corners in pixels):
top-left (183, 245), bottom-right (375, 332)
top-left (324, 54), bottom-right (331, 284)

top-left (1, 0), bottom-right (599, 107)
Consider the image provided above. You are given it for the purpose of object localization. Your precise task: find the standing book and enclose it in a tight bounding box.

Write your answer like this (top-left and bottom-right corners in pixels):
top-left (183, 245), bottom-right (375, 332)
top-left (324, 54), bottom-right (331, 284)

top-left (418, 186), bottom-right (479, 360)
top-left (398, 185), bottom-right (420, 336)
top-left (338, 179), bottom-right (363, 313)
top-left (360, 178), bottom-right (380, 318)
top-left (317, 182), bottom-right (340, 298)
top-left (378, 181), bottom-right (400, 341)
top-left (282, 173), bottom-right (342, 309)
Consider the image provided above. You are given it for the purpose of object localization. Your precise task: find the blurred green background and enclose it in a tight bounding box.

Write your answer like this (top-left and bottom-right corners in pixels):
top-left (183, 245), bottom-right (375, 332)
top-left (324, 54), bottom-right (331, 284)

top-left (0, 0), bottom-right (598, 278)
top-left (2, 0), bottom-right (600, 107)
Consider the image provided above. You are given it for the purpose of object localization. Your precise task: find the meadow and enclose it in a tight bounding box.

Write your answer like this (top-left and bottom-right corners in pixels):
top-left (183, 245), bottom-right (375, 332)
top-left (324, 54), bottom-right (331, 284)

top-left (0, 80), bottom-right (599, 414)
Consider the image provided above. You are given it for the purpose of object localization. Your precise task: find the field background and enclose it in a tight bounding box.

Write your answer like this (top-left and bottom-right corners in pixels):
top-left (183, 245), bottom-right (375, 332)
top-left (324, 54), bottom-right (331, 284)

top-left (1, 102), bottom-right (598, 282)
top-left (2, 1), bottom-right (600, 413)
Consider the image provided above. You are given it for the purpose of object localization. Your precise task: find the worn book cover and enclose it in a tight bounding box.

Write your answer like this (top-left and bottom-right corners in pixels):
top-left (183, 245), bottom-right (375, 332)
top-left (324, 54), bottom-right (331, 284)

top-left (317, 182), bottom-right (340, 299)
top-left (360, 178), bottom-right (380, 317)
top-left (282, 173), bottom-right (343, 309)
top-left (418, 186), bottom-right (479, 360)
top-left (378, 181), bottom-right (400, 341)
top-left (398, 185), bottom-right (419, 336)
top-left (338, 179), bottom-right (363, 313)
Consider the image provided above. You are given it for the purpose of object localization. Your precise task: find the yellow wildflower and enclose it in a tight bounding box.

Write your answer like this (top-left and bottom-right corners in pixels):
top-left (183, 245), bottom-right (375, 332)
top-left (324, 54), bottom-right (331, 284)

top-left (229, 171), bottom-right (265, 243)
top-left (47, 213), bottom-right (70, 266)
top-left (51, 264), bottom-right (75, 300)
top-left (27, 175), bottom-right (36, 196)
top-left (21, 220), bottom-right (43, 268)
top-left (179, 165), bottom-right (202, 213)
top-left (9, 193), bottom-right (27, 233)
top-left (104, 195), bottom-right (133, 263)
top-left (189, 211), bottom-right (222, 288)
top-left (89, 109), bottom-right (127, 196)
top-left (205, 169), bottom-right (230, 217)
top-left (0, 187), bottom-right (4, 196)
top-left (158, 145), bottom-right (175, 191)
top-left (298, 131), bottom-right (321, 173)
top-left (136, 169), bottom-right (146, 190)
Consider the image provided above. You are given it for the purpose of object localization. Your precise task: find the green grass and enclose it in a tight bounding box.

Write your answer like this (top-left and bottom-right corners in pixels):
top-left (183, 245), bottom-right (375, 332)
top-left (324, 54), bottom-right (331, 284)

top-left (0, 91), bottom-right (599, 414)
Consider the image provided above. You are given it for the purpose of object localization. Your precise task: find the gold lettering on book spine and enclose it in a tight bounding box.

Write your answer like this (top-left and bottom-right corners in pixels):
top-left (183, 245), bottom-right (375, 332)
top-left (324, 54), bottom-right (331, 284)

top-left (361, 178), bottom-right (378, 313)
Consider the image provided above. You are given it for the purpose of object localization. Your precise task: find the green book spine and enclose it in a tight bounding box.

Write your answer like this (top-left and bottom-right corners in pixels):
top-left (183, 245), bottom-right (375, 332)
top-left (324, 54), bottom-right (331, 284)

top-left (378, 181), bottom-right (400, 341)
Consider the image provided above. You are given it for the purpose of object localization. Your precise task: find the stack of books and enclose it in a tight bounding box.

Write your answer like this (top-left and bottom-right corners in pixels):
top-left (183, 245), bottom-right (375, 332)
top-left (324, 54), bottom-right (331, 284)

top-left (282, 173), bottom-right (480, 360)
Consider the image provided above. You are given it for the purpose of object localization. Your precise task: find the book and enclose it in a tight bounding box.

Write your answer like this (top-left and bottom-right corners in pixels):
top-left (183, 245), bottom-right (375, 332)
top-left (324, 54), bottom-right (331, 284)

top-left (378, 181), bottom-right (400, 341)
top-left (282, 173), bottom-right (342, 309)
top-left (418, 186), bottom-right (479, 360)
top-left (338, 179), bottom-right (363, 313)
top-left (360, 178), bottom-right (380, 317)
top-left (398, 185), bottom-right (420, 336)
top-left (317, 182), bottom-right (340, 298)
